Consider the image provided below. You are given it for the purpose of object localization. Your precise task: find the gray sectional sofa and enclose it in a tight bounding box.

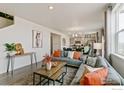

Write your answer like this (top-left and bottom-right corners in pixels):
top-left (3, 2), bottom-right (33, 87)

top-left (70, 56), bottom-right (124, 85)
top-left (52, 51), bottom-right (87, 67)
top-left (52, 56), bottom-right (84, 67)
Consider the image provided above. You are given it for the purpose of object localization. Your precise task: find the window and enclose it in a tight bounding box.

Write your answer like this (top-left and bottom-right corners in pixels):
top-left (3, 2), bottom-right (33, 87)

top-left (117, 31), bottom-right (124, 55)
top-left (116, 4), bottom-right (124, 55)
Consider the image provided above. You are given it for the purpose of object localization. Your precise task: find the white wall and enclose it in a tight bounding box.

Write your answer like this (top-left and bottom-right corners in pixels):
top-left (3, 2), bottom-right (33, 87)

top-left (0, 16), bottom-right (68, 74)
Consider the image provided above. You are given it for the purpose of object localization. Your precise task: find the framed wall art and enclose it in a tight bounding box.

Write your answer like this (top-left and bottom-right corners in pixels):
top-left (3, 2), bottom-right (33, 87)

top-left (32, 30), bottom-right (42, 48)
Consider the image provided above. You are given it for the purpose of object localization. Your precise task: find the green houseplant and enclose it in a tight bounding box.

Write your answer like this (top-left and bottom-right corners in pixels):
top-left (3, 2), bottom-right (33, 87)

top-left (4, 43), bottom-right (16, 55)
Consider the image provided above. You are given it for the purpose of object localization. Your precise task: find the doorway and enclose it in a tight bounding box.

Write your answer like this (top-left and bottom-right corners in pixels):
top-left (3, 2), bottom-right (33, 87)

top-left (50, 33), bottom-right (61, 54)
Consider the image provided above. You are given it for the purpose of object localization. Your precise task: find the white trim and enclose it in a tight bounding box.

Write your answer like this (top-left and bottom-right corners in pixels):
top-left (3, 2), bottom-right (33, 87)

top-left (116, 30), bottom-right (124, 56)
top-left (112, 3), bottom-right (122, 13)
top-left (111, 11), bottom-right (116, 53)
top-left (114, 4), bottom-right (124, 56)
top-left (115, 10), bottom-right (119, 52)
top-left (111, 53), bottom-right (124, 61)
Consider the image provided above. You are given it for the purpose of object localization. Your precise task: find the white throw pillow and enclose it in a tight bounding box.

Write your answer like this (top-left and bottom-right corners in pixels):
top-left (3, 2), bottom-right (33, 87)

top-left (84, 65), bottom-right (103, 72)
top-left (68, 51), bottom-right (74, 59)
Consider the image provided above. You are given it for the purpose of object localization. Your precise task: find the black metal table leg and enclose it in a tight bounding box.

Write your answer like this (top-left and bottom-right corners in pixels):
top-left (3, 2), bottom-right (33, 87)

top-left (62, 77), bottom-right (64, 85)
top-left (48, 79), bottom-right (49, 85)
top-left (61, 73), bottom-right (64, 85)
top-left (33, 73), bottom-right (35, 85)
top-left (53, 80), bottom-right (55, 85)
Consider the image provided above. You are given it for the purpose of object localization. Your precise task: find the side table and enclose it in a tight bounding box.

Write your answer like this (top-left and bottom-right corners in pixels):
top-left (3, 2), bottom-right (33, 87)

top-left (7, 52), bottom-right (37, 75)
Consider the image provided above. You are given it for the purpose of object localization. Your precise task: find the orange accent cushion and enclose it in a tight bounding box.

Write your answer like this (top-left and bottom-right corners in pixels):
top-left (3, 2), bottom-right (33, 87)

top-left (82, 68), bottom-right (108, 85)
top-left (53, 50), bottom-right (61, 57)
top-left (73, 51), bottom-right (81, 59)
top-left (80, 65), bottom-right (104, 85)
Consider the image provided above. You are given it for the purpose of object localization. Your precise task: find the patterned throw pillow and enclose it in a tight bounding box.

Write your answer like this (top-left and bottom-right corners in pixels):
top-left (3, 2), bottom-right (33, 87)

top-left (83, 68), bottom-right (108, 85)
top-left (80, 65), bottom-right (103, 85)
top-left (86, 57), bottom-right (97, 67)
top-left (80, 64), bottom-right (108, 85)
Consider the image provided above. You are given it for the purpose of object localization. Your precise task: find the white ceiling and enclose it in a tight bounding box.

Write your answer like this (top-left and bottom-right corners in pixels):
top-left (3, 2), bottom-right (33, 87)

top-left (0, 3), bottom-right (107, 34)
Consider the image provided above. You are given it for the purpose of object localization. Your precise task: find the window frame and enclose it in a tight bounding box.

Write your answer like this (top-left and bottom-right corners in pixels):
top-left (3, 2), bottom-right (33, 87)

top-left (115, 4), bottom-right (124, 56)
top-left (116, 29), bottom-right (124, 56)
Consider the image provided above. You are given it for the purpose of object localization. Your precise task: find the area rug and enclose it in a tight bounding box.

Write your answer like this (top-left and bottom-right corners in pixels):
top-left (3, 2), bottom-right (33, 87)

top-left (10, 67), bottom-right (78, 85)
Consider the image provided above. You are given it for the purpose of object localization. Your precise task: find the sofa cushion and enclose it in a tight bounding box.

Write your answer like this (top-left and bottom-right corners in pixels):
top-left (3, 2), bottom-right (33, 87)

top-left (68, 51), bottom-right (74, 59)
top-left (80, 55), bottom-right (88, 64)
top-left (83, 68), bottom-right (108, 85)
top-left (64, 51), bottom-right (68, 57)
top-left (52, 57), bottom-right (83, 67)
top-left (80, 65), bottom-right (103, 85)
top-left (80, 65), bottom-right (105, 85)
top-left (95, 56), bottom-right (108, 68)
top-left (105, 67), bottom-right (122, 85)
top-left (53, 50), bottom-right (61, 57)
top-left (66, 58), bottom-right (83, 66)
top-left (52, 57), bottom-right (69, 62)
top-left (61, 51), bottom-right (64, 57)
top-left (73, 51), bottom-right (81, 60)
top-left (86, 56), bottom-right (97, 67)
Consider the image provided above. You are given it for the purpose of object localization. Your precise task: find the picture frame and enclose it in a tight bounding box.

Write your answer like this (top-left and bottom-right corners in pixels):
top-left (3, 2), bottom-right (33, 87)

top-left (32, 30), bottom-right (42, 48)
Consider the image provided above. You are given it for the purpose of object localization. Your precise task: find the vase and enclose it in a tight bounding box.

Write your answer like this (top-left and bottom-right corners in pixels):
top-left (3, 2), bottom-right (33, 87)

top-left (46, 62), bottom-right (52, 70)
top-left (7, 51), bottom-right (15, 56)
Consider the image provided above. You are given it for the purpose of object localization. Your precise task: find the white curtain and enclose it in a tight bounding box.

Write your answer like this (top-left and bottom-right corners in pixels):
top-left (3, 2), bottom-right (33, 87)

top-left (104, 6), bottom-right (112, 61)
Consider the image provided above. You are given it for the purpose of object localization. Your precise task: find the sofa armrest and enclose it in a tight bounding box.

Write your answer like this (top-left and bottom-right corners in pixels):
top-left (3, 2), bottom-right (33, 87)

top-left (70, 63), bottom-right (85, 85)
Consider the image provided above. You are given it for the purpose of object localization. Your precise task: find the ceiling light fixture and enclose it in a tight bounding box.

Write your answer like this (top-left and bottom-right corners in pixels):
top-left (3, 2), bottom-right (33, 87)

top-left (48, 6), bottom-right (54, 10)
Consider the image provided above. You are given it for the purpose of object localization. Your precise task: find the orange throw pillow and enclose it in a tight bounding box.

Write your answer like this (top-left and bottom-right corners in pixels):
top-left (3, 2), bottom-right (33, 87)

top-left (73, 51), bottom-right (81, 60)
top-left (83, 68), bottom-right (108, 85)
top-left (80, 65), bottom-right (104, 85)
top-left (53, 50), bottom-right (61, 57)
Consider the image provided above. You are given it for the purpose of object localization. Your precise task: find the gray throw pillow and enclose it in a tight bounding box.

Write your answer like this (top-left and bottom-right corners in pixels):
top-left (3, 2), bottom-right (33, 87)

top-left (80, 55), bottom-right (88, 64)
top-left (61, 51), bottom-right (64, 57)
top-left (64, 51), bottom-right (68, 57)
top-left (86, 56), bottom-right (97, 67)
top-left (95, 56), bottom-right (108, 68)
top-left (105, 68), bottom-right (121, 85)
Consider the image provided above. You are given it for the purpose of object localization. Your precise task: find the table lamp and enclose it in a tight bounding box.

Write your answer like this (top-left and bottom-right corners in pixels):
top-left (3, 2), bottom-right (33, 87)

top-left (93, 43), bottom-right (102, 56)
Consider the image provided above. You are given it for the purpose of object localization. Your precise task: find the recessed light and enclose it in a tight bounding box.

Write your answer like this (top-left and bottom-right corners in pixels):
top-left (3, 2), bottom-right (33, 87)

top-left (48, 6), bottom-right (54, 10)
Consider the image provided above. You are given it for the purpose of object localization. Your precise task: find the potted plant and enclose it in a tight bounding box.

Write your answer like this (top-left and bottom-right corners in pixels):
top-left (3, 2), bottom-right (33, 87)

top-left (4, 43), bottom-right (16, 56)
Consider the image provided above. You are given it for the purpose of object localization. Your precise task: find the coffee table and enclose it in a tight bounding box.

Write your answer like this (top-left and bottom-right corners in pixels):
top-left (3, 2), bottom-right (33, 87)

top-left (33, 62), bottom-right (67, 85)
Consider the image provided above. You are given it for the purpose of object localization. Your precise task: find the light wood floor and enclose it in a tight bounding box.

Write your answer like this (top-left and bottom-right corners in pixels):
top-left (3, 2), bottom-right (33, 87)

top-left (0, 62), bottom-right (41, 85)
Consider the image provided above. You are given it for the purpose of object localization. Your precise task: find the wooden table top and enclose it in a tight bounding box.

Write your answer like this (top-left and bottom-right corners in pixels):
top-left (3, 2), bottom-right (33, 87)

top-left (34, 62), bottom-right (66, 78)
top-left (7, 52), bottom-right (35, 57)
